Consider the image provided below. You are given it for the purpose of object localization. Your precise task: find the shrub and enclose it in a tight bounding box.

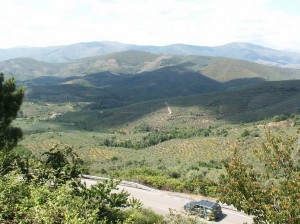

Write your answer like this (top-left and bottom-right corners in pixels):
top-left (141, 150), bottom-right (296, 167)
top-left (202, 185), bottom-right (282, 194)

top-left (272, 114), bottom-right (288, 122)
top-left (241, 129), bottom-right (250, 137)
top-left (134, 123), bottom-right (152, 133)
top-left (123, 208), bottom-right (164, 224)
top-left (111, 156), bottom-right (119, 162)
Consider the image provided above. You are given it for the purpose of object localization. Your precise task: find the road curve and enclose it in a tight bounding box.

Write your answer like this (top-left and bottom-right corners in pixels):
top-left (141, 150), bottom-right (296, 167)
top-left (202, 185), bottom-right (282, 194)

top-left (84, 179), bottom-right (253, 224)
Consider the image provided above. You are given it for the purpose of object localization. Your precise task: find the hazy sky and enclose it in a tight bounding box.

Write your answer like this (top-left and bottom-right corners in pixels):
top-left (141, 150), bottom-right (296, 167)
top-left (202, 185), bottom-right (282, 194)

top-left (1, 0), bottom-right (300, 51)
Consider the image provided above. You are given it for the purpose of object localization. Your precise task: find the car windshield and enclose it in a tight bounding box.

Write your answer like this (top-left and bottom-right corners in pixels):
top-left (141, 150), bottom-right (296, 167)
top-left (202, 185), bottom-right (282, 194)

top-left (215, 205), bottom-right (221, 212)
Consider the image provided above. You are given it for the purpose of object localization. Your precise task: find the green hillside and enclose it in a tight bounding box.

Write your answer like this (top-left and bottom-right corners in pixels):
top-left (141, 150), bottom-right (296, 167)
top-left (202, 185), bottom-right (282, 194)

top-left (24, 79), bottom-right (300, 134)
top-left (0, 58), bottom-right (62, 80)
top-left (169, 80), bottom-right (300, 122)
top-left (24, 65), bottom-right (265, 108)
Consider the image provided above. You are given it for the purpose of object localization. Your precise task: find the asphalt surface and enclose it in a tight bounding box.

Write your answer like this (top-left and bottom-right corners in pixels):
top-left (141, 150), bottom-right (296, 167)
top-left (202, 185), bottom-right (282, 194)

top-left (84, 179), bottom-right (253, 224)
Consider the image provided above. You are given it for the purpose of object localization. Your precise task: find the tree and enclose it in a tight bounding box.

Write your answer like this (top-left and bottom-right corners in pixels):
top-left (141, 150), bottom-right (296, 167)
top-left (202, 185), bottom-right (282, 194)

top-left (0, 73), bottom-right (24, 151)
top-left (0, 73), bottom-right (24, 174)
top-left (219, 130), bottom-right (300, 223)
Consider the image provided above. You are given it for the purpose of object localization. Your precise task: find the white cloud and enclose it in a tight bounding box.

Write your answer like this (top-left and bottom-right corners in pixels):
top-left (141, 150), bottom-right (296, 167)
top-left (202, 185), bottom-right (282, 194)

top-left (0, 0), bottom-right (299, 51)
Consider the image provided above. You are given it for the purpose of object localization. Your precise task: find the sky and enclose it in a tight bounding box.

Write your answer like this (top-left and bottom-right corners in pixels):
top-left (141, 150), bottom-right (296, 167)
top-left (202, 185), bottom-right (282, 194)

top-left (1, 0), bottom-right (300, 51)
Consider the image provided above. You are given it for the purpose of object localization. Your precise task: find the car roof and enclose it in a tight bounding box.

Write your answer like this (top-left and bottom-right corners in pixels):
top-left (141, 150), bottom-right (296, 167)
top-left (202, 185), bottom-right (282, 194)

top-left (194, 200), bottom-right (220, 209)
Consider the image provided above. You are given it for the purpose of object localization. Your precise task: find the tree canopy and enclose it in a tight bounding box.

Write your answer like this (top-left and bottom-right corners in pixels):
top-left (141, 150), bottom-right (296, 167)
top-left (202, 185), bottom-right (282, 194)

top-left (219, 130), bottom-right (300, 224)
top-left (0, 73), bottom-right (24, 174)
top-left (0, 73), bottom-right (24, 151)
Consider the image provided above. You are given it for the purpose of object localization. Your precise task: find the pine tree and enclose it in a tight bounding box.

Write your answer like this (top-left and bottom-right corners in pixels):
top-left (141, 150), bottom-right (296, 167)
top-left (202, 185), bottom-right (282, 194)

top-left (0, 73), bottom-right (24, 173)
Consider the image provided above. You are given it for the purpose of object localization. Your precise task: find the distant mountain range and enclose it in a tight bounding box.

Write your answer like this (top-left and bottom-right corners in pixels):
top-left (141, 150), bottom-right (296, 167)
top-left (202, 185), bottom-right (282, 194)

top-left (10, 52), bottom-right (298, 112)
top-left (2, 43), bottom-right (299, 123)
top-left (2, 51), bottom-right (300, 82)
top-left (2, 43), bottom-right (300, 114)
top-left (1, 41), bottom-right (300, 68)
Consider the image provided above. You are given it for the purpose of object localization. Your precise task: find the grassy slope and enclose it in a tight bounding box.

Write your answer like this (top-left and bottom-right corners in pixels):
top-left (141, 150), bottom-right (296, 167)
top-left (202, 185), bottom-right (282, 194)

top-left (17, 102), bottom-right (296, 187)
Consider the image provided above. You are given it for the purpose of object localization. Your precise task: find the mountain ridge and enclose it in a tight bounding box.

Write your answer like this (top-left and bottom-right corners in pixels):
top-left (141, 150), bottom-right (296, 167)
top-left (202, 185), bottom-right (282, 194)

top-left (1, 41), bottom-right (300, 68)
top-left (3, 51), bottom-right (300, 82)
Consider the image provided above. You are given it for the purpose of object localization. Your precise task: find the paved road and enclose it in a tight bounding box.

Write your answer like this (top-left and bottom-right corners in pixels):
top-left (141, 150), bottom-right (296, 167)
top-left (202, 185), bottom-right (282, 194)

top-left (84, 179), bottom-right (253, 224)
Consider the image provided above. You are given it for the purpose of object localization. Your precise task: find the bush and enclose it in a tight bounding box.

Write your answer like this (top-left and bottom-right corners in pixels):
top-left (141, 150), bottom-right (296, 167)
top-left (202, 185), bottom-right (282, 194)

top-left (272, 114), bottom-right (288, 122)
top-left (123, 208), bottom-right (164, 224)
top-left (198, 160), bottom-right (223, 169)
top-left (167, 168), bottom-right (181, 178)
top-left (187, 178), bottom-right (219, 197)
top-left (134, 123), bottom-right (152, 133)
top-left (215, 128), bottom-right (229, 137)
top-left (165, 178), bottom-right (186, 191)
top-left (241, 129), bottom-right (250, 137)
top-left (101, 127), bottom-right (212, 149)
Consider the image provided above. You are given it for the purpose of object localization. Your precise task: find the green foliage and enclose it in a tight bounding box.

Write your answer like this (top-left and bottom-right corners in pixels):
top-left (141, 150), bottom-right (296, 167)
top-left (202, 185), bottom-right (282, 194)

top-left (122, 208), bottom-right (164, 224)
top-left (137, 175), bottom-right (186, 192)
top-left (0, 146), bottom-right (148, 223)
top-left (198, 160), bottom-right (223, 169)
top-left (33, 144), bottom-right (86, 187)
top-left (103, 128), bottom-right (211, 149)
top-left (116, 166), bottom-right (219, 196)
top-left (0, 73), bottom-right (24, 152)
top-left (122, 167), bottom-right (180, 190)
top-left (272, 114), bottom-right (288, 122)
top-left (134, 123), bottom-right (152, 133)
top-left (13, 145), bottom-right (32, 159)
top-left (0, 171), bottom-right (137, 223)
top-left (241, 129), bottom-right (250, 137)
top-left (240, 128), bottom-right (260, 138)
top-left (0, 74), bottom-right (156, 224)
top-left (219, 130), bottom-right (300, 223)
top-left (185, 176), bottom-right (218, 196)
top-left (215, 128), bottom-right (228, 137)
top-left (0, 74), bottom-right (25, 175)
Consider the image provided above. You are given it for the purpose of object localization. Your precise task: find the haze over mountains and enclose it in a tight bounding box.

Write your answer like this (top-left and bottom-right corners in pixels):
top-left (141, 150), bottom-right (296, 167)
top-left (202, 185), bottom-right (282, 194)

top-left (1, 41), bottom-right (300, 68)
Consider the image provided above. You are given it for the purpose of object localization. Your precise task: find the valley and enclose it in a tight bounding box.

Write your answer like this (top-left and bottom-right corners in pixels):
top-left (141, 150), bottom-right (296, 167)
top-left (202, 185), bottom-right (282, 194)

top-left (4, 46), bottom-right (300, 223)
top-left (14, 77), bottom-right (300, 197)
top-left (2, 0), bottom-right (300, 222)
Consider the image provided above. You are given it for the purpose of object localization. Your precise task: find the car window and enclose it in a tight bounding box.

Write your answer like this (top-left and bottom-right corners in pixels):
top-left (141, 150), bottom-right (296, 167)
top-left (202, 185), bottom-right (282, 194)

top-left (215, 205), bottom-right (221, 211)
